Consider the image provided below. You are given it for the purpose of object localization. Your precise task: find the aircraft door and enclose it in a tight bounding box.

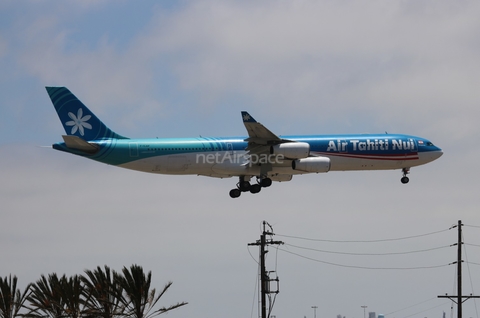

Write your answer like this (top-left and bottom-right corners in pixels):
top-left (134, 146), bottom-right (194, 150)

top-left (338, 139), bottom-right (348, 153)
top-left (227, 143), bottom-right (234, 155)
top-left (129, 142), bottom-right (138, 157)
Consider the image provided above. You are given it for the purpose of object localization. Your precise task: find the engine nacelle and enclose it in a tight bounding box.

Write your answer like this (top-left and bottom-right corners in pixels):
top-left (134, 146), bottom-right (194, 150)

top-left (292, 157), bottom-right (331, 173)
top-left (270, 142), bottom-right (310, 159)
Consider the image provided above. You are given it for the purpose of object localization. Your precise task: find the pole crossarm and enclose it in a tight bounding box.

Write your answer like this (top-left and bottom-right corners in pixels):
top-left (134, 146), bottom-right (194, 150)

top-left (438, 295), bottom-right (480, 304)
top-left (248, 240), bottom-right (284, 246)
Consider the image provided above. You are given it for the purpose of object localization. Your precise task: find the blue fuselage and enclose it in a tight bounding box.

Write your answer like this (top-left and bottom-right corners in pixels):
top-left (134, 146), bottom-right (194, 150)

top-left (53, 133), bottom-right (443, 178)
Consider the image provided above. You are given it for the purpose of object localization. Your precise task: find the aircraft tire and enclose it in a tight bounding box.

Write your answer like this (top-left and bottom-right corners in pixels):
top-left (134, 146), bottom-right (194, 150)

top-left (250, 184), bottom-right (261, 194)
top-left (260, 178), bottom-right (272, 187)
top-left (239, 181), bottom-right (251, 192)
top-left (401, 176), bottom-right (409, 184)
top-left (230, 189), bottom-right (241, 198)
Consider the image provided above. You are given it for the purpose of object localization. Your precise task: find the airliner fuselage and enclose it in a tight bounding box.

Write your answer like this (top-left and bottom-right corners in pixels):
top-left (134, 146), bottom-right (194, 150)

top-left (47, 87), bottom-right (443, 198)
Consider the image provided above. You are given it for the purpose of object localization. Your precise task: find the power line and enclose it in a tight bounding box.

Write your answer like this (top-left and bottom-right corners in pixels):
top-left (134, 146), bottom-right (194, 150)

top-left (278, 247), bottom-right (450, 270)
top-left (247, 246), bottom-right (260, 265)
top-left (401, 302), bottom-right (452, 318)
top-left (465, 262), bottom-right (480, 266)
top-left (465, 243), bottom-right (480, 248)
top-left (384, 297), bottom-right (437, 316)
top-left (250, 263), bottom-right (259, 318)
top-left (462, 231), bottom-right (479, 318)
top-left (284, 242), bottom-right (450, 256)
top-left (464, 224), bottom-right (480, 229)
top-left (276, 228), bottom-right (450, 243)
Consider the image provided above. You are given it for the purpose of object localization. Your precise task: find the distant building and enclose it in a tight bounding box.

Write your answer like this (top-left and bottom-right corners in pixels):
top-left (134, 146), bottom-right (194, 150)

top-left (369, 312), bottom-right (376, 318)
top-left (378, 314), bottom-right (385, 318)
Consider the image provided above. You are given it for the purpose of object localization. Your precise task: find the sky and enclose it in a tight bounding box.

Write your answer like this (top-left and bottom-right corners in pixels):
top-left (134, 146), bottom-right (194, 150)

top-left (1, 1), bottom-right (480, 318)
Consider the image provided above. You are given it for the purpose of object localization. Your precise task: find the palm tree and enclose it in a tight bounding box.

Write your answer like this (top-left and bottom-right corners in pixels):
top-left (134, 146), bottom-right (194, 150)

top-left (58, 275), bottom-right (84, 318)
top-left (25, 274), bottom-right (87, 318)
top-left (25, 273), bottom-right (64, 318)
top-left (115, 265), bottom-right (187, 318)
top-left (0, 275), bottom-right (31, 318)
top-left (82, 266), bottom-right (123, 318)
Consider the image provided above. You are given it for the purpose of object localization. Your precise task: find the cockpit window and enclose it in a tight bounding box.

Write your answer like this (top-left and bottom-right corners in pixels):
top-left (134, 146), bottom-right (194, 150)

top-left (426, 142), bottom-right (433, 146)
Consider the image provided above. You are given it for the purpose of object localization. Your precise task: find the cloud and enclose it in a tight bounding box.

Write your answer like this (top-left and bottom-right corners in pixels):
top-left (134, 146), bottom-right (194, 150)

top-left (3, 2), bottom-right (480, 316)
top-left (7, 3), bottom-right (160, 129)
top-left (8, 0), bottom-right (480, 140)
top-left (133, 0), bottom-right (480, 136)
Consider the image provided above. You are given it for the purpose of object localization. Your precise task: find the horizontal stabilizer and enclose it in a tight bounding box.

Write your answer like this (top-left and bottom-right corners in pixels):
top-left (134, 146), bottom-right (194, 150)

top-left (62, 135), bottom-right (99, 154)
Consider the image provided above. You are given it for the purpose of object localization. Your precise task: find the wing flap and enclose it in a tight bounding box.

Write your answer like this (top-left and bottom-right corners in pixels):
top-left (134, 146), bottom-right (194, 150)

top-left (246, 143), bottom-right (270, 156)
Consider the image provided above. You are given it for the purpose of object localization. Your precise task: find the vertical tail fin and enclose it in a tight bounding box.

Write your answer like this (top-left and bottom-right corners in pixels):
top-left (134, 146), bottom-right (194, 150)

top-left (46, 87), bottom-right (128, 141)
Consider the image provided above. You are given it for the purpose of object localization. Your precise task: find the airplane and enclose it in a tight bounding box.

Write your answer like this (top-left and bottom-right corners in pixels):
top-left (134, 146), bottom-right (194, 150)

top-left (46, 87), bottom-right (443, 198)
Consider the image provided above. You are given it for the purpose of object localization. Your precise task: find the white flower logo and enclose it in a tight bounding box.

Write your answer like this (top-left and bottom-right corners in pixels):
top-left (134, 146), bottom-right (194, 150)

top-left (243, 113), bottom-right (251, 121)
top-left (65, 108), bottom-right (92, 136)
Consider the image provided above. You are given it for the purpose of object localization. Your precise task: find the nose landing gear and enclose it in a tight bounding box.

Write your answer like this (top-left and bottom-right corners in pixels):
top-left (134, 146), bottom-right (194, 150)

top-left (401, 168), bottom-right (410, 184)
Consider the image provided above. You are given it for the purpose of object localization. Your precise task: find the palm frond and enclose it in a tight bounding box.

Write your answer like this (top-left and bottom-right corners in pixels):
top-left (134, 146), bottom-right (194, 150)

top-left (0, 275), bottom-right (31, 318)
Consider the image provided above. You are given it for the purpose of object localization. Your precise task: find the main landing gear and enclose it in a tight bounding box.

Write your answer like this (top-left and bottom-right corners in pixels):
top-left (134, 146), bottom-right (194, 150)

top-left (401, 168), bottom-right (410, 184)
top-left (229, 176), bottom-right (272, 198)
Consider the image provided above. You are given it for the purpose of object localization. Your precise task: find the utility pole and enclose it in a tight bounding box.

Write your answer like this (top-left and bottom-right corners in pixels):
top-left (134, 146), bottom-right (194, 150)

top-left (248, 221), bottom-right (284, 318)
top-left (438, 220), bottom-right (480, 318)
top-left (361, 305), bottom-right (368, 318)
top-left (312, 306), bottom-right (318, 318)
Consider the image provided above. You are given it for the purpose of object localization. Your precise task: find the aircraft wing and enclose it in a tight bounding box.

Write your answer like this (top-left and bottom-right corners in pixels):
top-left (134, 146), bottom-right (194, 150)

top-left (242, 111), bottom-right (280, 143)
top-left (241, 111), bottom-right (288, 155)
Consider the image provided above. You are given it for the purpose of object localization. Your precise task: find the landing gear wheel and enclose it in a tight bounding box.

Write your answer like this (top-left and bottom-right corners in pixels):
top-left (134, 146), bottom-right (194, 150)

top-left (229, 188), bottom-right (241, 198)
top-left (259, 178), bottom-right (272, 188)
top-left (238, 181), bottom-right (251, 192)
top-left (401, 168), bottom-right (410, 184)
top-left (250, 184), bottom-right (262, 194)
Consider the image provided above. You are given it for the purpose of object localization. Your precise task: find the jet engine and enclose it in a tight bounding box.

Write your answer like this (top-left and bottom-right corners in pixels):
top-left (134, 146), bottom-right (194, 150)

top-left (270, 142), bottom-right (310, 159)
top-left (292, 157), bottom-right (331, 173)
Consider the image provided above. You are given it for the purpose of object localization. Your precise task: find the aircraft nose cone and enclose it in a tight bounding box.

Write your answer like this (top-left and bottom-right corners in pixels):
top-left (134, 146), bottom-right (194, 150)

top-left (432, 149), bottom-right (443, 160)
